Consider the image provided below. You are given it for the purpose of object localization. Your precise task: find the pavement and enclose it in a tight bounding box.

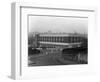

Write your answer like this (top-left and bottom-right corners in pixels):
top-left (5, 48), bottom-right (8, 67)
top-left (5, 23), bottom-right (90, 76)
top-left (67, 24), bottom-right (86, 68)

top-left (28, 51), bottom-right (78, 66)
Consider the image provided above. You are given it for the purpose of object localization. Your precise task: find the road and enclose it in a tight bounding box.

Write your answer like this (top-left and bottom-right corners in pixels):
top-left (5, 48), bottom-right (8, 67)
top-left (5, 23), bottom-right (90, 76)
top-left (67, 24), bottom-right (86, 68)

top-left (28, 52), bottom-right (78, 66)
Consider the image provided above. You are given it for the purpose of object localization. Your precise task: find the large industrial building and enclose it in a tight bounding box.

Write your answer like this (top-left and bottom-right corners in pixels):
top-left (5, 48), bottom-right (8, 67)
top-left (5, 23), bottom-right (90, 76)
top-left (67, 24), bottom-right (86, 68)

top-left (32, 32), bottom-right (87, 49)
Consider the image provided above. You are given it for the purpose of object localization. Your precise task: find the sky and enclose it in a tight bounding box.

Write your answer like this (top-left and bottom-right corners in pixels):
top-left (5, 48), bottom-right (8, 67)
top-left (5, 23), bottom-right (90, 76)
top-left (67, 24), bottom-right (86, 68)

top-left (29, 15), bottom-right (88, 34)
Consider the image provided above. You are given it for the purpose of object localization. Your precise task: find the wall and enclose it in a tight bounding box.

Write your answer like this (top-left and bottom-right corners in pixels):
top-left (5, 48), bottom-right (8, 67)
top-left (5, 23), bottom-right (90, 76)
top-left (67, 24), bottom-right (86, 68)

top-left (0, 0), bottom-right (100, 81)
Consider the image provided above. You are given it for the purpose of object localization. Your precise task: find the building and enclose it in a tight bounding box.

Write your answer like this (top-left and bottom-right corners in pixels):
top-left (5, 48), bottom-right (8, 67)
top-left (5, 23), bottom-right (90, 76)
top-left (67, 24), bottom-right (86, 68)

top-left (33, 32), bottom-right (87, 49)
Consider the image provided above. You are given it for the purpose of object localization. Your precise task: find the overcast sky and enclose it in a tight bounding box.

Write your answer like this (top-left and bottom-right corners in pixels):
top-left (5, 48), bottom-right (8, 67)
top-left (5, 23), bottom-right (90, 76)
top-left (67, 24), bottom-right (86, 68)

top-left (29, 16), bottom-right (88, 34)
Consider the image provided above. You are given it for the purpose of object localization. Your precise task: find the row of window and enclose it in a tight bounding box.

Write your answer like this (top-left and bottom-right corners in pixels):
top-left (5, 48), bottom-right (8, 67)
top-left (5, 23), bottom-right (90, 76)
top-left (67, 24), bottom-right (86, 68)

top-left (39, 44), bottom-right (65, 48)
top-left (37, 36), bottom-right (84, 43)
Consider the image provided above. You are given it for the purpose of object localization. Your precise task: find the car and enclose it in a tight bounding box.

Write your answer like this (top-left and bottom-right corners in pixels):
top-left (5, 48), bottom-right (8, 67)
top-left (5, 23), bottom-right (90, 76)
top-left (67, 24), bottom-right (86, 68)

top-left (28, 47), bottom-right (41, 55)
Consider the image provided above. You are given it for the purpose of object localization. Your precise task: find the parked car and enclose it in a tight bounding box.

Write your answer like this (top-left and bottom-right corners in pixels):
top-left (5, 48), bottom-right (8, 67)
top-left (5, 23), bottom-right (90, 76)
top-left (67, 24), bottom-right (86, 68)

top-left (28, 47), bottom-right (40, 55)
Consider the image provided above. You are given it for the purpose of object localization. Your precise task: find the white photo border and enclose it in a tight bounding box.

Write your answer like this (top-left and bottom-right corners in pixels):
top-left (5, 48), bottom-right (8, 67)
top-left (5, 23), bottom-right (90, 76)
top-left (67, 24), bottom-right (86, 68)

top-left (11, 2), bottom-right (96, 80)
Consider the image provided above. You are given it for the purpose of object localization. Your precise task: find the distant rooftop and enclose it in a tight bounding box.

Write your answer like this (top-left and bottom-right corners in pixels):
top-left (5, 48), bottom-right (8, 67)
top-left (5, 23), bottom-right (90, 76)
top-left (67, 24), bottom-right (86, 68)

top-left (33, 32), bottom-right (87, 38)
